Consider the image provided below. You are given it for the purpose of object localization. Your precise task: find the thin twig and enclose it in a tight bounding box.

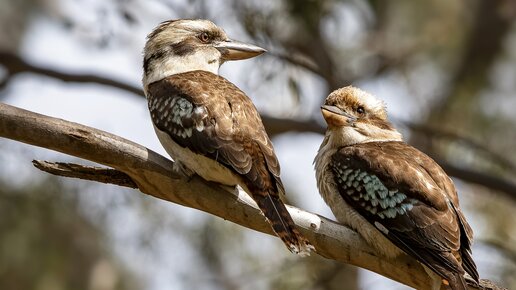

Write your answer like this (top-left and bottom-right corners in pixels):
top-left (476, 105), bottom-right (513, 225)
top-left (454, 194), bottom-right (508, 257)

top-left (32, 160), bottom-right (138, 188)
top-left (0, 51), bottom-right (143, 96)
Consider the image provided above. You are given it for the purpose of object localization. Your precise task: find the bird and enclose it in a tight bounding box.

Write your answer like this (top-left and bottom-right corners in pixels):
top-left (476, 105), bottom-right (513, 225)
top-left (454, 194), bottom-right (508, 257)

top-left (314, 86), bottom-right (478, 289)
top-left (142, 19), bottom-right (313, 255)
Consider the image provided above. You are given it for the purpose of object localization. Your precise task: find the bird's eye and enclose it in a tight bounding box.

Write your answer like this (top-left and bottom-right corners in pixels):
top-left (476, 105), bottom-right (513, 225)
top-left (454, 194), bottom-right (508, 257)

top-left (356, 106), bottom-right (365, 115)
top-left (199, 32), bottom-right (210, 43)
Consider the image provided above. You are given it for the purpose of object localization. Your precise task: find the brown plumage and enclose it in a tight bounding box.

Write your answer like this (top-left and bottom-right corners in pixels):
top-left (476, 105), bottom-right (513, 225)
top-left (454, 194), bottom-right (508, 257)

top-left (147, 70), bottom-right (312, 255)
top-left (143, 19), bottom-right (312, 255)
top-left (315, 86), bottom-right (478, 289)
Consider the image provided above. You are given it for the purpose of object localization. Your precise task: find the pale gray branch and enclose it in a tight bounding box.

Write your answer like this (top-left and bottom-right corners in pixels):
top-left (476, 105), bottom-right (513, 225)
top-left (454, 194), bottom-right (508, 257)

top-left (0, 103), bottom-right (505, 290)
top-left (32, 160), bottom-right (138, 188)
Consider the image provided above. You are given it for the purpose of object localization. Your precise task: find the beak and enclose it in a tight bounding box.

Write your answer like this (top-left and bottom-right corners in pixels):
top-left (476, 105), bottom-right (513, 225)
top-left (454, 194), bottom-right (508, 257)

top-left (321, 105), bottom-right (357, 127)
top-left (215, 39), bottom-right (266, 61)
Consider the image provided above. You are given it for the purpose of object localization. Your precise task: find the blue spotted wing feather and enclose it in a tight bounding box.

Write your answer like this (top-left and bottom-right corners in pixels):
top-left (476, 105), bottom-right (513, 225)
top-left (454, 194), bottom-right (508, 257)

top-left (331, 141), bottom-right (477, 286)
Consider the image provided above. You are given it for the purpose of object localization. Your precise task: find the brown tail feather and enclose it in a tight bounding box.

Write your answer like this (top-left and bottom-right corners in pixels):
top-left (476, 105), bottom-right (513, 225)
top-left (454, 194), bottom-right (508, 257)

top-left (461, 249), bottom-right (479, 285)
top-left (253, 192), bottom-right (314, 255)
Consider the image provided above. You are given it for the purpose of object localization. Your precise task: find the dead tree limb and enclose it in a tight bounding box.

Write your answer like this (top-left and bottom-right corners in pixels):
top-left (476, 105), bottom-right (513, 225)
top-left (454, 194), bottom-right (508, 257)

top-left (0, 102), bottom-right (505, 290)
top-left (32, 160), bottom-right (138, 188)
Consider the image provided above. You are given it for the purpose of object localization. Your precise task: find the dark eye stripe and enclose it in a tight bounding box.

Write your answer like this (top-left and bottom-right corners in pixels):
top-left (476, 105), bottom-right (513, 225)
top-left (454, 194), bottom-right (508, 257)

top-left (170, 40), bottom-right (196, 56)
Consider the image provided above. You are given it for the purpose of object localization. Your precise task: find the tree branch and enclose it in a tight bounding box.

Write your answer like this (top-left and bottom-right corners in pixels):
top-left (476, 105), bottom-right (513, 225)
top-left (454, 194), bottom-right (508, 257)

top-left (0, 102), bottom-right (505, 290)
top-left (0, 51), bottom-right (144, 96)
top-left (32, 160), bottom-right (138, 188)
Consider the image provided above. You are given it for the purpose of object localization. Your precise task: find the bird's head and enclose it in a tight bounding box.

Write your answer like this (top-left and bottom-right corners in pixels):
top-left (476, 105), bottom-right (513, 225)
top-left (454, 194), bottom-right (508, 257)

top-left (143, 19), bottom-right (266, 86)
top-left (320, 86), bottom-right (403, 146)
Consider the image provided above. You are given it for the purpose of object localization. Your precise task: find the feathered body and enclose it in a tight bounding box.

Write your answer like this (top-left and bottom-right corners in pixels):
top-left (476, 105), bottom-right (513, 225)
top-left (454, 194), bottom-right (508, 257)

top-left (314, 86), bottom-right (478, 289)
top-left (143, 19), bottom-right (312, 255)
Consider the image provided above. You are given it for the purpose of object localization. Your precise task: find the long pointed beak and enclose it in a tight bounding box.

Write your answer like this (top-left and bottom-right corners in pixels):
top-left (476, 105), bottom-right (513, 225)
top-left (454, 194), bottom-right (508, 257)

top-left (321, 105), bottom-right (357, 126)
top-left (215, 39), bottom-right (266, 61)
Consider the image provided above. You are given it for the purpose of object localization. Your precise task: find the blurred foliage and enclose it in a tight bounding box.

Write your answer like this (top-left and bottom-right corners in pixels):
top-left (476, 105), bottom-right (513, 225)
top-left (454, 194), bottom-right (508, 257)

top-left (0, 0), bottom-right (515, 289)
top-left (0, 176), bottom-right (139, 290)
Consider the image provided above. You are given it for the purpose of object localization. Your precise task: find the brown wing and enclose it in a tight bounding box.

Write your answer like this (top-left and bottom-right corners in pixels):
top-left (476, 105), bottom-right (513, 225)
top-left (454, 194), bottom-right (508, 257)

top-left (147, 70), bottom-right (283, 193)
top-left (146, 70), bottom-right (310, 254)
top-left (331, 141), bottom-right (477, 286)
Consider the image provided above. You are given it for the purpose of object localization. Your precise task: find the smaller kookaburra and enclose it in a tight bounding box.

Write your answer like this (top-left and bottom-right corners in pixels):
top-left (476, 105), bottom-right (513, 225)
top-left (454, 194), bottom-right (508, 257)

top-left (142, 19), bottom-right (312, 255)
top-left (314, 86), bottom-right (479, 289)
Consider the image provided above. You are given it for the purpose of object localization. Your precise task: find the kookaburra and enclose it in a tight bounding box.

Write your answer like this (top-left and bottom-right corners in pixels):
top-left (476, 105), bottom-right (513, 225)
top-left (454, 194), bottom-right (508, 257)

top-left (142, 19), bottom-right (312, 255)
top-left (314, 86), bottom-right (479, 289)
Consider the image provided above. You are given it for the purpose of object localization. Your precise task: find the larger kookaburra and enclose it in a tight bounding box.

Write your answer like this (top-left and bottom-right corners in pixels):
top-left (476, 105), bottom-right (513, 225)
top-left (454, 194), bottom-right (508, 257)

top-left (142, 19), bottom-right (312, 255)
top-left (314, 86), bottom-right (479, 289)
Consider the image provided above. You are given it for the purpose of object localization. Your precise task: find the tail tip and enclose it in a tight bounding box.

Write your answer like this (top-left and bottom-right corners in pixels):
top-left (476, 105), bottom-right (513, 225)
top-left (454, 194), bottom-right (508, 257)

top-left (288, 239), bottom-right (315, 257)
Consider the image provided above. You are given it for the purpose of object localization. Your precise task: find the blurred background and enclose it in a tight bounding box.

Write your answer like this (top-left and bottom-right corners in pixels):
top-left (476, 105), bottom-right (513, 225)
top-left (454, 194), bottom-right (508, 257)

top-left (1, 0), bottom-right (515, 289)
